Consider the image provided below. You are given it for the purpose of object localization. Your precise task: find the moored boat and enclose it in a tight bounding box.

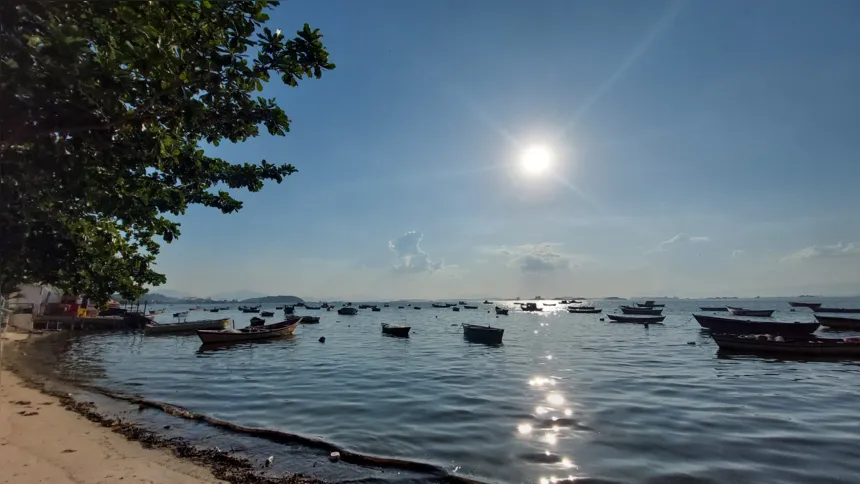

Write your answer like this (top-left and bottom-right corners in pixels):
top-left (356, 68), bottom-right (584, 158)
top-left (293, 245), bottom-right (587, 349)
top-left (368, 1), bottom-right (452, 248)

top-left (432, 303), bottom-right (448, 308)
top-left (699, 307), bottom-right (729, 312)
top-left (197, 319), bottom-right (299, 344)
top-left (635, 301), bottom-right (665, 308)
top-left (463, 305), bottom-right (478, 309)
top-left (607, 314), bottom-right (664, 324)
top-left (338, 307), bottom-right (358, 315)
top-left (814, 314), bottom-right (860, 330)
top-left (242, 306), bottom-right (260, 313)
top-left (294, 315), bottom-right (320, 324)
top-left (381, 323), bottom-right (410, 337)
top-left (483, 300), bottom-right (491, 304)
top-left (145, 318), bottom-right (229, 334)
top-left (712, 333), bottom-right (860, 357)
top-left (371, 306), bottom-right (381, 312)
top-left (814, 307), bottom-right (860, 314)
top-left (693, 314), bottom-right (818, 336)
top-left (260, 311), bottom-right (274, 317)
top-left (413, 306), bottom-right (421, 310)
top-left (495, 307), bottom-right (509, 315)
top-left (620, 306), bottom-right (662, 315)
top-left (521, 303), bottom-right (543, 312)
top-left (789, 301), bottom-right (822, 309)
top-left (726, 307), bottom-right (775, 317)
top-left (249, 316), bottom-right (266, 326)
top-left (463, 323), bottom-right (504, 345)
top-left (305, 305), bottom-right (321, 310)
top-left (543, 303), bottom-right (556, 307)
top-left (568, 308), bottom-right (602, 314)
top-left (173, 311), bottom-right (189, 318)
top-left (283, 306), bottom-right (295, 314)
top-left (452, 306), bottom-right (460, 312)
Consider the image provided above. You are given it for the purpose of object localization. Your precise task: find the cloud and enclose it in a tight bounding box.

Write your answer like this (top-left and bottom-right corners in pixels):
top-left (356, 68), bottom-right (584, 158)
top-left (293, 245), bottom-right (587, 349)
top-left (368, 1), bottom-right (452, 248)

top-left (388, 231), bottom-right (442, 273)
top-left (490, 243), bottom-right (574, 273)
top-left (731, 249), bottom-right (745, 258)
top-left (655, 233), bottom-right (710, 252)
top-left (782, 242), bottom-right (860, 262)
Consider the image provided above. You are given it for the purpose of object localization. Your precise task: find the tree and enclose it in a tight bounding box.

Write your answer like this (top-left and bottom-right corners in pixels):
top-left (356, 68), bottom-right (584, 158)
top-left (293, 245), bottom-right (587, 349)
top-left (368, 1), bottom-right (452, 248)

top-left (0, 0), bottom-right (334, 300)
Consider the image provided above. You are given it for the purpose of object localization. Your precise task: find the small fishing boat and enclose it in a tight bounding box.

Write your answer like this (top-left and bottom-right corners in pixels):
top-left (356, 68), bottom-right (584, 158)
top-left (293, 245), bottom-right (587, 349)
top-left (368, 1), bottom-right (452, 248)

top-left (398, 306), bottom-right (405, 309)
top-left (788, 301), bottom-right (822, 309)
top-left (814, 307), bottom-right (860, 314)
top-left (726, 307), bottom-right (775, 317)
top-left (459, 301), bottom-right (467, 305)
top-left (145, 318), bottom-right (229, 334)
top-left (452, 306), bottom-right (460, 312)
top-left (305, 305), bottom-right (321, 310)
top-left (381, 323), bottom-right (410, 338)
top-left (432, 303), bottom-right (448, 308)
top-left (372, 306), bottom-right (381, 312)
top-left (693, 314), bottom-right (818, 336)
top-left (260, 311), bottom-right (274, 317)
top-left (463, 324), bottom-right (504, 345)
top-left (413, 306), bottom-right (421, 310)
top-left (568, 308), bottom-right (602, 314)
top-left (210, 308), bottom-right (220, 313)
top-left (712, 333), bottom-right (860, 357)
top-left (635, 301), bottom-right (665, 308)
top-left (463, 305), bottom-right (478, 309)
top-left (338, 307), bottom-right (358, 315)
top-left (220, 307), bottom-right (230, 311)
top-left (249, 316), bottom-right (266, 326)
top-left (620, 306), bottom-right (662, 315)
top-left (607, 314), bottom-right (664, 324)
top-left (495, 307), bottom-right (509, 315)
top-left (173, 311), bottom-right (189, 318)
top-left (275, 306), bottom-right (283, 310)
top-left (814, 314), bottom-right (860, 330)
top-left (483, 300), bottom-right (491, 304)
top-left (189, 307), bottom-right (202, 311)
top-left (569, 305), bottom-right (596, 310)
top-left (521, 303), bottom-right (543, 312)
top-left (699, 307), bottom-right (729, 312)
top-left (197, 319), bottom-right (299, 344)
top-left (242, 307), bottom-right (260, 313)
top-left (359, 304), bottom-right (372, 309)
top-left (283, 306), bottom-right (295, 314)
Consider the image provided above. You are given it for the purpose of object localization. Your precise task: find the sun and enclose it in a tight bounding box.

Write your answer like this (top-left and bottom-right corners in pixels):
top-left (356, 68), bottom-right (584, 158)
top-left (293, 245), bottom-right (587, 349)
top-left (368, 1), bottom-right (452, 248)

top-left (521, 144), bottom-right (553, 175)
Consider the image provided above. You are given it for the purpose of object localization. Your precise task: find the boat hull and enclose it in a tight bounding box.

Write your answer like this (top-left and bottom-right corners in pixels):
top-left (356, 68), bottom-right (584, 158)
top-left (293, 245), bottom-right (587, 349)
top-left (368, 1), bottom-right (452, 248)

top-left (381, 323), bottom-right (410, 337)
top-left (712, 334), bottom-right (860, 356)
top-left (814, 308), bottom-right (860, 314)
top-left (197, 320), bottom-right (298, 344)
top-left (726, 307), bottom-right (775, 317)
top-left (568, 309), bottom-right (602, 314)
top-left (620, 306), bottom-right (662, 315)
top-left (789, 302), bottom-right (822, 309)
top-left (699, 307), bottom-right (728, 312)
top-left (145, 318), bottom-right (229, 334)
top-left (338, 308), bottom-right (358, 315)
top-left (815, 315), bottom-right (860, 330)
top-left (607, 314), bottom-right (664, 323)
top-left (495, 308), bottom-right (509, 315)
top-left (694, 314), bottom-right (818, 336)
top-left (463, 324), bottom-right (504, 345)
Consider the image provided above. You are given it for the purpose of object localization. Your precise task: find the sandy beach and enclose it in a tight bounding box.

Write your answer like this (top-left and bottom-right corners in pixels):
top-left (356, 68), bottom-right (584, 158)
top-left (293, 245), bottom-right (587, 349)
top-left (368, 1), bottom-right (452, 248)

top-left (0, 333), bottom-right (224, 484)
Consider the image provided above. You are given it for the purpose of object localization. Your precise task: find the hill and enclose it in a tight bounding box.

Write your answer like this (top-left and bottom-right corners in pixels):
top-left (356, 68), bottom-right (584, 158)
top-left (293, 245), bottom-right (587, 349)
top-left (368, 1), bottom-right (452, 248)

top-left (239, 295), bottom-right (304, 304)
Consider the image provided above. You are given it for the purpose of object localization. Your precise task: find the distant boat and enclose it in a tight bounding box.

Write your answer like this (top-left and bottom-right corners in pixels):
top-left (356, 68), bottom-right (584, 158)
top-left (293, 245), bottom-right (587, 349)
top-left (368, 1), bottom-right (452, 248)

top-left (699, 307), bottom-right (729, 312)
top-left (197, 319), bottom-right (299, 344)
top-left (543, 303), bottom-right (556, 307)
top-left (338, 307), bottom-right (358, 315)
top-left (789, 301), bottom-right (822, 309)
top-left (458, 301), bottom-right (467, 305)
top-left (463, 323), bottom-right (504, 345)
top-left (275, 306), bottom-right (283, 310)
top-left (209, 308), bottom-right (220, 313)
top-left (283, 306), bottom-right (294, 315)
top-left (371, 306), bottom-right (381, 312)
top-left (569, 308), bottom-right (602, 314)
top-left (413, 306), bottom-right (421, 310)
top-left (296, 316), bottom-right (320, 324)
top-left (521, 303), bottom-right (542, 312)
top-left (636, 300), bottom-right (665, 308)
top-left (398, 306), bottom-right (405, 309)
top-left (712, 333), bottom-right (860, 357)
top-left (145, 318), bottom-right (229, 334)
top-left (726, 307), bottom-right (774, 317)
top-left (452, 306), bottom-right (460, 312)
top-left (381, 323), bottom-right (410, 338)
top-left (607, 314), bottom-right (664, 324)
top-left (814, 314), bottom-right (860, 330)
top-left (569, 305), bottom-right (596, 310)
top-left (249, 316), bottom-right (266, 326)
top-left (463, 305), bottom-right (478, 309)
top-left (359, 304), bottom-right (372, 309)
top-left (814, 307), bottom-right (860, 314)
top-left (384, 304), bottom-right (390, 307)
top-left (260, 311), bottom-right (274, 317)
top-left (432, 303), bottom-right (448, 308)
top-left (305, 305), bottom-right (321, 310)
top-left (483, 300), bottom-right (491, 304)
top-left (495, 307), bottom-right (509, 315)
top-left (242, 306), bottom-right (260, 313)
top-left (693, 314), bottom-right (818, 336)
top-left (173, 311), bottom-right (189, 318)
top-left (620, 306), bottom-right (662, 316)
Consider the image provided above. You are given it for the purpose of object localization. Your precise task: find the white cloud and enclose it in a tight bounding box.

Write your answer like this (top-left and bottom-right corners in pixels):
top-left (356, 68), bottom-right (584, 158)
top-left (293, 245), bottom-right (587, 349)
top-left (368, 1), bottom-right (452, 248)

top-left (490, 243), bottom-right (575, 273)
top-left (655, 233), bottom-right (710, 252)
top-left (388, 231), bottom-right (442, 273)
top-left (782, 242), bottom-right (860, 262)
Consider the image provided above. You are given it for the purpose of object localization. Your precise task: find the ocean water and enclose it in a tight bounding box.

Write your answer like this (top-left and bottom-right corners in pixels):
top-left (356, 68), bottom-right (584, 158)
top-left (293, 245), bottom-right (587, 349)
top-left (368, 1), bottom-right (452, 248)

top-left (45, 298), bottom-right (860, 484)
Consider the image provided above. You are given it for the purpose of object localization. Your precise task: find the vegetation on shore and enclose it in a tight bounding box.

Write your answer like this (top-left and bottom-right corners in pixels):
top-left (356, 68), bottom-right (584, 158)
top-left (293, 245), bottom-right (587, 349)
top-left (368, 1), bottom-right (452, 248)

top-left (1, 0), bottom-right (334, 301)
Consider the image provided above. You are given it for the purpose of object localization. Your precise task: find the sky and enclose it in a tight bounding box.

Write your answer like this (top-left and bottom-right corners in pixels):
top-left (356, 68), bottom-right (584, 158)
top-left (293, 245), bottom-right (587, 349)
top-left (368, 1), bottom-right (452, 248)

top-left (155, 0), bottom-right (860, 300)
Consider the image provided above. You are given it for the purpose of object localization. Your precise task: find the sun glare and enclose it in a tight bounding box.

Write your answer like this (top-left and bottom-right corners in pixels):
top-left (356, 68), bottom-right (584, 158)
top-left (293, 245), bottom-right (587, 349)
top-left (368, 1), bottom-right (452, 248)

top-left (521, 144), bottom-right (552, 175)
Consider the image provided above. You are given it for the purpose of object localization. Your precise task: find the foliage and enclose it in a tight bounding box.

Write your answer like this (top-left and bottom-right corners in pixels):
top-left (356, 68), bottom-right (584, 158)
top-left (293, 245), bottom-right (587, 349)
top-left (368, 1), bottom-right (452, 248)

top-left (0, 0), bottom-right (334, 300)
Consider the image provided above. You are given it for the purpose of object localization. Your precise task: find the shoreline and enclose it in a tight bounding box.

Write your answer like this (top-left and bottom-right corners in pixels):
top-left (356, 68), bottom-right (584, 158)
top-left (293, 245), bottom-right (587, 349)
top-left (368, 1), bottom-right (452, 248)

top-left (0, 332), bottom-right (322, 484)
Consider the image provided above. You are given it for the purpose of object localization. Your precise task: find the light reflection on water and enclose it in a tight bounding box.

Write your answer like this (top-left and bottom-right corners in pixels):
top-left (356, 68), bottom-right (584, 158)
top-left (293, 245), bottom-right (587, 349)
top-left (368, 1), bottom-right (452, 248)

top-left (45, 298), bottom-right (860, 483)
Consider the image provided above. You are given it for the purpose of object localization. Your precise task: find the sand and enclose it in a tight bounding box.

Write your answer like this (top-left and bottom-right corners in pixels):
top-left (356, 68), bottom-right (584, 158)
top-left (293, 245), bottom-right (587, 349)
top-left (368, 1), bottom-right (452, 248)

top-left (0, 333), bottom-right (224, 484)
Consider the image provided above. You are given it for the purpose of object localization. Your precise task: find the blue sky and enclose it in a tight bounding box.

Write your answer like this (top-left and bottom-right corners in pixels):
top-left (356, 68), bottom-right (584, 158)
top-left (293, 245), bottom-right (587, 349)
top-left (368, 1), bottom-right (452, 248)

top-left (156, 0), bottom-right (860, 300)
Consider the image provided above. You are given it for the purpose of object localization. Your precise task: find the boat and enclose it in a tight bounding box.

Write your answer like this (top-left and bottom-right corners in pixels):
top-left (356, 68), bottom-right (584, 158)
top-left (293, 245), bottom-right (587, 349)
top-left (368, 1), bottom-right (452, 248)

top-left (814, 307), bottom-right (860, 314)
top-left (569, 305), bottom-right (595, 310)
top-left (283, 306), bottom-right (295, 315)
top-left (371, 307), bottom-right (381, 312)
top-left (463, 305), bottom-right (478, 309)
top-left (432, 303), bottom-right (448, 308)
top-left (145, 318), bottom-right (229, 334)
top-left (495, 307), bottom-right (509, 315)
top-left (712, 333), bottom-right (860, 357)
top-left (295, 315), bottom-right (320, 324)
top-left (789, 301), bottom-right (822, 309)
top-left (381, 323), bottom-right (410, 337)
top-left (693, 314), bottom-right (819, 336)
top-left (483, 300), bottom-right (491, 304)
top-left (189, 307), bottom-right (202, 311)
top-left (521, 303), bottom-right (543, 312)
top-left (620, 306), bottom-right (662, 315)
top-left (173, 311), bottom-right (189, 318)
top-left (814, 314), bottom-right (860, 330)
top-left (305, 305), bottom-right (321, 310)
top-left (359, 304), bottom-right (372, 309)
top-left (635, 301), bottom-right (665, 308)
top-left (452, 306), bottom-right (460, 312)
top-left (242, 307), bottom-right (260, 313)
top-left (260, 311), bottom-right (274, 317)
top-left (197, 319), bottom-right (299, 344)
top-left (607, 314), bottom-right (664, 324)
top-left (458, 301), bottom-right (467, 305)
top-left (413, 306), bottom-right (421, 310)
top-left (338, 307), bottom-right (358, 315)
top-left (384, 304), bottom-right (389, 307)
top-left (699, 307), bottom-right (729, 312)
top-left (726, 307), bottom-right (775, 317)
top-left (462, 324), bottom-right (504, 345)
top-left (275, 306), bottom-right (283, 310)
top-left (543, 303), bottom-right (556, 307)
top-left (568, 308), bottom-right (602, 314)
top-left (209, 308), bottom-right (220, 313)
top-left (249, 316), bottom-right (266, 326)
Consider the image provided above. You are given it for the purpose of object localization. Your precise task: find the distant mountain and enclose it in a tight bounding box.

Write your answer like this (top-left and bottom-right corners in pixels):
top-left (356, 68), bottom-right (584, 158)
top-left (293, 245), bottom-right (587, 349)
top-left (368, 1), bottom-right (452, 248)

top-left (210, 289), bottom-right (267, 301)
top-left (239, 295), bottom-right (304, 304)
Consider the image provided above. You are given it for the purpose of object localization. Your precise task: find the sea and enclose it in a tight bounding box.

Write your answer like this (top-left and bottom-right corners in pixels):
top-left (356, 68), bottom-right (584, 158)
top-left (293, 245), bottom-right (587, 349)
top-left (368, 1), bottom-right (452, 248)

top-left (32, 297), bottom-right (860, 484)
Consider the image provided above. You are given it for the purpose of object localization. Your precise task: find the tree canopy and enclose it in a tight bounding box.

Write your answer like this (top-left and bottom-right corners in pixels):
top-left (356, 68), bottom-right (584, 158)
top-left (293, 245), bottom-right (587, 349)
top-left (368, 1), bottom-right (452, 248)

top-left (0, 0), bottom-right (334, 300)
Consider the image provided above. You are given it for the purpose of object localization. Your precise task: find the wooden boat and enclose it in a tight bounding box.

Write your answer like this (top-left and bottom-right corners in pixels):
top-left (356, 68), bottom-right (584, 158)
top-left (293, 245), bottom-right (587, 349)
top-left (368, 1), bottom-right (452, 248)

top-left (305, 305), bottom-right (321, 310)
top-left (371, 307), bottom-right (381, 312)
top-left (569, 305), bottom-right (596, 310)
top-left (242, 307), bottom-right (260, 313)
top-left (814, 307), bottom-right (860, 314)
top-left (814, 314), bottom-right (860, 330)
top-left (452, 306), bottom-right (460, 312)
top-left (620, 306), bottom-right (662, 315)
top-left (789, 301), bottom-right (822, 309)
top-left (145, 318), bottom-right (229, 334)
top-left (260, 311), bottom-right (274, 317)
top-left (495, 307), bottom-right (509, 315)
top-left (463, 323), bottom-right (504, 345)
top-left (568, 308), bottom-right (602, 314)
top-left (699, 307), bottom-right (729, 312)
top-left (432, 303), bottom-right (448, 308)
top-left (249, 316), bottom-right (266, 326)
top-left (607, 314), bottom-right (665, 324)
top-left (197, 319), bottom-right (299, 344)
top-left (693, 314), bottom-right (819, 336)
top-left (338, 307), bottom-right (358, 315)
top-left (381, 323), bottom-right (410, 337)
top-left (210, 308), bottom-right (220, 313)
top-left (283, 306), bottom-right (295, 314)
top-left (712, 333), bottom-right (860, 357)
top-left (463, 305), bottom-right (478, 309)
top-left (726, 307), bottom-right (774, 317)
top-left (173, 311), bottom-right (189, 318)
top-left (521, 303), bottom-right (543, 312)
